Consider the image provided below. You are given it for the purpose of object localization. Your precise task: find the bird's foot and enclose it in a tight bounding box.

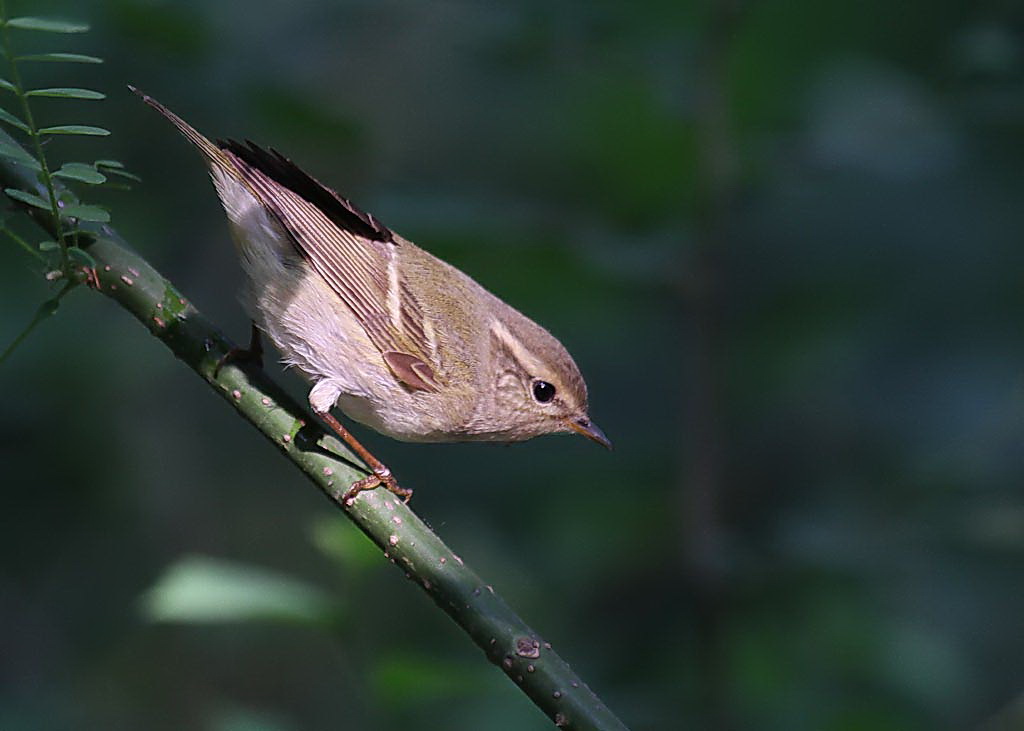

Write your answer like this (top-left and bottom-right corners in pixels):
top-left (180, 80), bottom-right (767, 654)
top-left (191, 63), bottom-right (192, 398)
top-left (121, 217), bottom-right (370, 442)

top-left (344, 466), bottom-right (412, 504)
top-left (215, 323), bottom-right (264, 378)
top-left (314, 409), bottom-right (413, 504)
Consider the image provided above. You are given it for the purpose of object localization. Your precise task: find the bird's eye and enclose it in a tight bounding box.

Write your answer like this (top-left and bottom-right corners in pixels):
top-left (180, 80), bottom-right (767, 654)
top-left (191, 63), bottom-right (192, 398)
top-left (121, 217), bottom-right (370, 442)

top-left (532, 380), bottom-right (556, 403)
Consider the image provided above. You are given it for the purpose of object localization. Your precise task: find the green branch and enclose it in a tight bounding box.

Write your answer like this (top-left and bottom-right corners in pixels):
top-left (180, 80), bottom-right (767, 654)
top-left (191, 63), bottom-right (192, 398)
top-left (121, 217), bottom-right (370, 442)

top-left (0, 133), bottom-right (630, 731)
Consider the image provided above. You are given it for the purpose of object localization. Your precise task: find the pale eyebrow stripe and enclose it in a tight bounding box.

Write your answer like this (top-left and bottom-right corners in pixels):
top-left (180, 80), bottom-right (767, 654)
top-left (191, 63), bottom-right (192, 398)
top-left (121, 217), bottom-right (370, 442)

top-left (490, 319), bottom-right (541, 374)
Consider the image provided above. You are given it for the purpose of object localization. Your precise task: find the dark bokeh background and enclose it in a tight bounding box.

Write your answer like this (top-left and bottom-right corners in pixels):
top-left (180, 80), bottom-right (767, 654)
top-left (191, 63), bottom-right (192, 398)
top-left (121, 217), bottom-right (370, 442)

top-left (2, 1), bottom-right (1023, 729)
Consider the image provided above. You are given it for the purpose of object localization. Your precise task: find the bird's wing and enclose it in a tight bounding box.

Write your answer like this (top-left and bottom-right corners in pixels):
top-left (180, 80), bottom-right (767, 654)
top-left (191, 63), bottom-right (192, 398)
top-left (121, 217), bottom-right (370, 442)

top-left (220, 140), bottom-right (441, 393)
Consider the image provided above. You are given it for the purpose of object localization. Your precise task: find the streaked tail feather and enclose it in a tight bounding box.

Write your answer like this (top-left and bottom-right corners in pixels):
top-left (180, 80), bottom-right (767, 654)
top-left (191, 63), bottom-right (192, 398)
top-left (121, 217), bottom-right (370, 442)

top-left (129, 85), bottom-right (232, 171)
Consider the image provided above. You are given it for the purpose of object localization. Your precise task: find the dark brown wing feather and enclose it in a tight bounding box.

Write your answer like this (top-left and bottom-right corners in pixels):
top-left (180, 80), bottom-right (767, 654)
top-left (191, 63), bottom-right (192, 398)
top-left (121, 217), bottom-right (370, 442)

top-left (220, 140), bottom-right (440, 392)
top-left (220, 140), bottom-right (393, 243)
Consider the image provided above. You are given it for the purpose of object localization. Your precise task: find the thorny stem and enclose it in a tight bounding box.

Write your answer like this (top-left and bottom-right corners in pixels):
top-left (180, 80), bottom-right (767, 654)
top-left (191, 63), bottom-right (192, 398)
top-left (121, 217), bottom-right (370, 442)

top-left (0, 0), bottom-right (70, 271)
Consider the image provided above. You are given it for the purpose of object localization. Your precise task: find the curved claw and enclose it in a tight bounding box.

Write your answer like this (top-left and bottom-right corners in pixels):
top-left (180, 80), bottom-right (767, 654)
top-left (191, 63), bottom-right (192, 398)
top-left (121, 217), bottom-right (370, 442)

top-left (214, 324), bottom-right (264, 378)
top-left (343, 468), bottom-right (412, 503)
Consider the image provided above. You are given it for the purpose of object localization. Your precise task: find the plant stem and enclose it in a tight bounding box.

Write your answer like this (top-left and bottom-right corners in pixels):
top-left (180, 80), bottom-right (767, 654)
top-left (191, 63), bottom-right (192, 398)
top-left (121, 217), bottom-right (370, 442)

top-left (0, 0), bottom-right (69, 272)
top-left (0, 135), bottom-right (631, 731)
top-left (0, 221), bottom-right (45, 260)
top-left (0, 277), bottom-right (73, 363)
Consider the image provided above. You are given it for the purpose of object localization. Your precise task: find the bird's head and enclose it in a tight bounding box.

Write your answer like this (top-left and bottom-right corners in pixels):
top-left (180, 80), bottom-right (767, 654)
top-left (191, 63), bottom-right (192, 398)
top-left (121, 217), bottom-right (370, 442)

top-left (481, 315), bottom-right (610, 449)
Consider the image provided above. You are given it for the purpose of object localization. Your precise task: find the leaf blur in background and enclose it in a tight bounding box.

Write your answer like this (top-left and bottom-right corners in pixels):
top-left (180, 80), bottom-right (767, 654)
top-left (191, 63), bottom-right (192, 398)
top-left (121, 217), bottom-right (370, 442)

top-left (1, 1), bottom-right (1023, 730)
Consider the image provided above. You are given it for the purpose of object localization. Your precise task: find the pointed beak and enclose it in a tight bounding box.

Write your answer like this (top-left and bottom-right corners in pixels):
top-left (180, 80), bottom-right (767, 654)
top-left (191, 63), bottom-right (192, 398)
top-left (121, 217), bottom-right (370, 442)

top-left (566, 418), bottom-right (612, 450)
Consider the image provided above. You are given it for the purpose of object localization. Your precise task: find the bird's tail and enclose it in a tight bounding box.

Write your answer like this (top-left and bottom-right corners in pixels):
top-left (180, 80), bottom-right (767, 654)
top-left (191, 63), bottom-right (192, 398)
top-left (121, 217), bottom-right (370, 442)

top-left (129, 85), bottom-right (232, 171)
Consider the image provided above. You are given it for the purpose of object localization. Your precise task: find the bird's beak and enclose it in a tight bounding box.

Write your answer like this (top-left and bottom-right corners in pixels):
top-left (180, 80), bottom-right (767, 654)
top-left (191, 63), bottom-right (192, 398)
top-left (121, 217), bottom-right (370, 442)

top-left (566, 418), bottom-right (612, 450)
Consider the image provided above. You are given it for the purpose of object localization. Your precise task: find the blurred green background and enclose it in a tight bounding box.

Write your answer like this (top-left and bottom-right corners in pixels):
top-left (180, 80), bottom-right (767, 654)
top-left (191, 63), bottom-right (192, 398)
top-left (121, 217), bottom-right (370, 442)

top-left (2, 1), bottom-right (1023, 729)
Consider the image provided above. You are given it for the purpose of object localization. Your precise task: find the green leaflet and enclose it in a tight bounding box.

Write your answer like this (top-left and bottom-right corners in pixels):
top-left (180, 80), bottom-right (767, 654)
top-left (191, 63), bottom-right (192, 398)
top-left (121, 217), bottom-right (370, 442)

top-left (67, 245), bottom-right (96, 268)
top-left (15, 52), bottom-right (103, 63)
top-left (0, 139), bottom-right (40, 170)
top-left (59, 203), bottom-right (110, 222)
top-left (38, 124), bottom-right (110, 136)
top-left (95, 159), bottom-right (139, 182)
top-left (53, 162), bottom-right (107, 184)
top-left (140, 555), bottom-right (337, 625)
top-left (102, 167), bottom-right (140, 183)
top-left (26, 86), bottom-right (105, 100)
top-left (4, 186), bottom-right (49, 209)
top-left (4, 17), bottom-right (89, 33)
top-left (0, 106), bottom-right (28, 131)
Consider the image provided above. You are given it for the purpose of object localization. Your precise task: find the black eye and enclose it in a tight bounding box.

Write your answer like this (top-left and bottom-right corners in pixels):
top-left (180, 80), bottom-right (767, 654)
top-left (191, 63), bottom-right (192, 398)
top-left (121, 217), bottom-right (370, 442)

top-left (532, 380), bottom-right (556, 403)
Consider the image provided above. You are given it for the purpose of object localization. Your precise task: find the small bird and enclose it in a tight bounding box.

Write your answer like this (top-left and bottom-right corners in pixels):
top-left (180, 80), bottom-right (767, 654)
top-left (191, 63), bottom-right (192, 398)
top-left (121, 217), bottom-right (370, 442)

top-left (132, 87), bottom-right (610, 501)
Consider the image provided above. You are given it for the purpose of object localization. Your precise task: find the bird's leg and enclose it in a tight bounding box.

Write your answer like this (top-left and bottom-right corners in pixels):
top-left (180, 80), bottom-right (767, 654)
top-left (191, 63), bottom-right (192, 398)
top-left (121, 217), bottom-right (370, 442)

top-left (316, 410), bottom-right (412, 503)
top-left (214, 322), bottom-right (264, 378)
